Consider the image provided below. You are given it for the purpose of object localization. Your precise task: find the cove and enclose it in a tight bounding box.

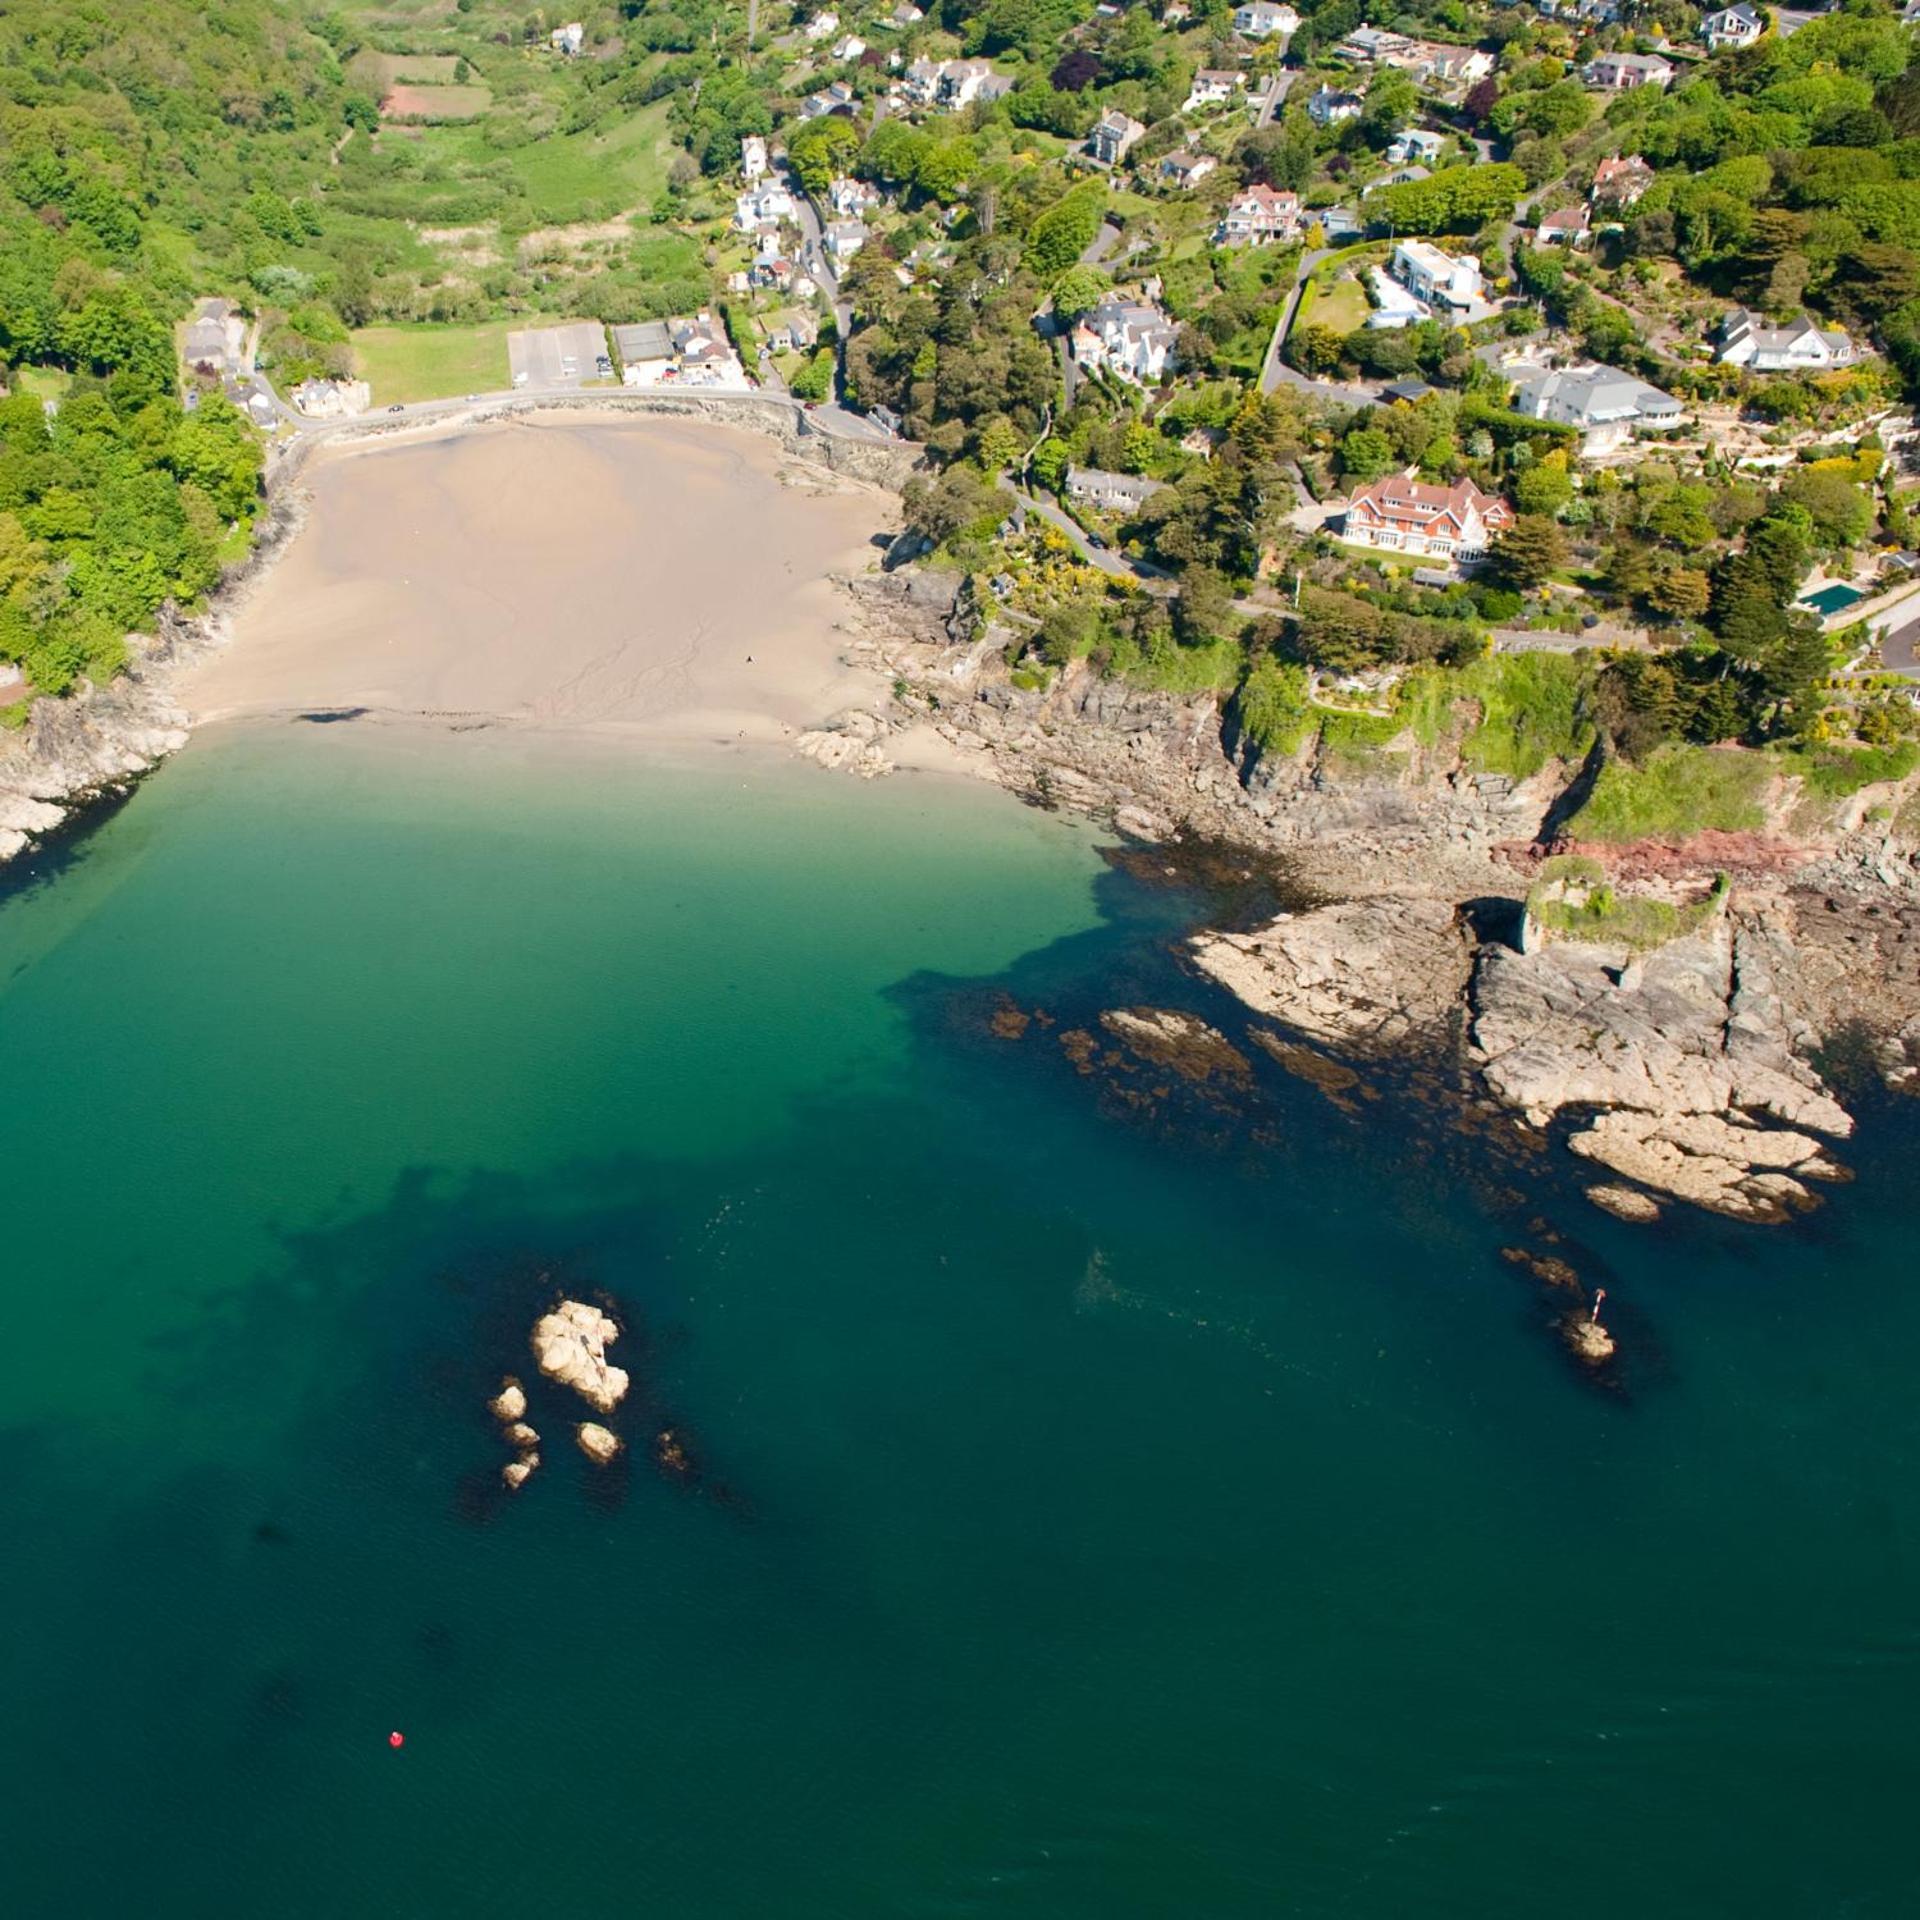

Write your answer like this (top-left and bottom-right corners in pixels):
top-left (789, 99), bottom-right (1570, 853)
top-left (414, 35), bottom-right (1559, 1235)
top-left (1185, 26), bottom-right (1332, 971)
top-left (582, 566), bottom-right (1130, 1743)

top-left (0, 721), bottom-right (1915, 1917)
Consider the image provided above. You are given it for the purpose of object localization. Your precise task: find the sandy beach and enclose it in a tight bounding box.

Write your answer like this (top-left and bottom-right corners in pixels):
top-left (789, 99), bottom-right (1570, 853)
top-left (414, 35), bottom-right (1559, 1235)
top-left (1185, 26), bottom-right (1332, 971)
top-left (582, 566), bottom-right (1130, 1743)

top-left (181, 413), bottom-right (921, 753)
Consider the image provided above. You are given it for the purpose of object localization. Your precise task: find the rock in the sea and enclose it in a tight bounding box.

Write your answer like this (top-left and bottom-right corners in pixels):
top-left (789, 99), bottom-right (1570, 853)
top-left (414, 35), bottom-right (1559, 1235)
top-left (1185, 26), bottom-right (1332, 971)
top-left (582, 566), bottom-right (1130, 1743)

top-left (576, 1422), bottom-right (622, 1465)
top-left (502, 1454), bottom-right (539, 1491)
top-left (1189, 895), bottom-right (1470, 1054)
top-left (532, 1300), bottom-right (629, 1413)
top-left (1098, 1007), bottom-right (1251, 1084)
top-left (1585, 1184), bottom-right (1662, 1224)
top-left (503, 1421), bottom-right (539, 1449)
top-left (488, 1378), bottom-right (527, 1422)
top-left (1568, 1108), bottom-right (1841, 1221)
top-left (1564, 1316), bottom-right (1616, 1365)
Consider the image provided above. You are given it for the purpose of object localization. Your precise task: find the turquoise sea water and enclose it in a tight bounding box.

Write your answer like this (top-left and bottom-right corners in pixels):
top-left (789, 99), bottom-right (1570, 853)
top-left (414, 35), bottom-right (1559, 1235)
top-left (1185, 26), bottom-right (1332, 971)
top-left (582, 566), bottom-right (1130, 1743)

top-left (1, 723), bottom-right (1916, 1917)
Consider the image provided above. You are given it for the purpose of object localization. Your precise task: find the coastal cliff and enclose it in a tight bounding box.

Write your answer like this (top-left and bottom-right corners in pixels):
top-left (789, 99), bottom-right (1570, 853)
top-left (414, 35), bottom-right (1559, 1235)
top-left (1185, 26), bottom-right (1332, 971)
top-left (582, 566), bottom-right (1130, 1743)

top-left (844, 572), bottom-right (1920, 1220)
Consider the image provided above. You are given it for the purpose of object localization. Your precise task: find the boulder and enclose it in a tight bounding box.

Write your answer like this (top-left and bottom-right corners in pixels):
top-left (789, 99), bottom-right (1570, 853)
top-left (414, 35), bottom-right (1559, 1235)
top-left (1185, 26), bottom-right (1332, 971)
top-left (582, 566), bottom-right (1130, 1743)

top-left (488, 1378), bottom-right (527, 1422)
top-left (502, 1454), bottom-right (538, 1491)
top-left (531, 1300), bottom-right (629, 1413)
top-left (503, 1422), bottom-right (539, 1449)
top-left (1585, 1184), bottom-right (1662, 1224)
top-left (1563, 1316), bottom-right (1616, 1365)
top-left (576, 1422), bottom-right (622, 1465)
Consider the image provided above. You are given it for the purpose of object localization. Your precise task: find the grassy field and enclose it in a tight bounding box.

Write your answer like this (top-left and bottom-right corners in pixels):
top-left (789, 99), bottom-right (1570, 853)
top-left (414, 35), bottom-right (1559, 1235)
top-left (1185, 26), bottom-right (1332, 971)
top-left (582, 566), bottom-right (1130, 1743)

top-left (352, 318), bottom-right (536, 400)
top-left (1570, 744), bottom-right (1772, 842)
top-left (428, 100), bottom-right (675, 225)
top-left (15, 366), bottom-right (72, 402)
top-left (382, 83), bottom-right (493, 122)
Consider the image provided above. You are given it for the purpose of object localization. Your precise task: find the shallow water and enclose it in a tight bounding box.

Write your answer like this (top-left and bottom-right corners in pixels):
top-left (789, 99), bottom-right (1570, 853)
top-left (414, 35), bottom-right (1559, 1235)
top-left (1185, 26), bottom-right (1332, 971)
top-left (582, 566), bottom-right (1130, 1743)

top-left (1, 725), bottom-right (1914, 1916)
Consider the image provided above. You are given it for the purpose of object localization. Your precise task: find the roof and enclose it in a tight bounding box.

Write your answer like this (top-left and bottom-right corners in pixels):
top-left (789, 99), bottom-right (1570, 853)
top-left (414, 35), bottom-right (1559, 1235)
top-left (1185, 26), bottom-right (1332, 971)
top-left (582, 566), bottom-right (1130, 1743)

top-left (1347, 470), bottom-right (1513, 531)
top-left (1382, 378), bottom-right (1433, 402)
top-left (1539, 205), bottom-right (1590, 231)
top-left (1508, 360), bottom-right (1683, 425)
top-left (1066, 464), bottom-right (1164, 503)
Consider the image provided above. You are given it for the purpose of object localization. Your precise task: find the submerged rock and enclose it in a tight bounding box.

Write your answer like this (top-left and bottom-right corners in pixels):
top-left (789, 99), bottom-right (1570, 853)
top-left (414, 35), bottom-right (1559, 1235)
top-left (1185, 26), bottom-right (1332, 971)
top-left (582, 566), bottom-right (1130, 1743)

top-left (655, 1428), bottom-right (692, 1478)
top-left (1098, 1007), bottom-right (1252, 1085)
top-left (576, 1422), bottom-right (622, 1465)
top-left (532, 1300), bottom-right (629, 1413)
top-left (489, 1377), bottom-right (527, 1422)
top-left (502, 1453), bottom-right (539, 1491)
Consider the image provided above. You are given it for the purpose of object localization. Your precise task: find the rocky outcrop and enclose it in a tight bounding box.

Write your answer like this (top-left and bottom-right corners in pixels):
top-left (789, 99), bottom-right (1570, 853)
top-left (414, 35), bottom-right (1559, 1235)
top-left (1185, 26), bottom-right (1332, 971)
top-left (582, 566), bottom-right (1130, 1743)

top-left (1469, 915), bottom-right (1853, 1219)
top-left (576, 1422), bottom-right (621, 1465)
top-left (1189, 895), bottom-right (1472, 1054)
top-left (1585, 1184), bottom-right (1662, 1224)
top-left (503, 1421), bottom-right (539, 1450)
top-left (531, 1300), bottom-right (629, 1413)
top-left (1098, 1008), bottom-right (1252, 1085)
top-left (795, 707), bottom-right (894, 778)
top-left (502, 1454), bottom-right (538, 1491)
top-left (488, 1378), bottom-right (527, 1422)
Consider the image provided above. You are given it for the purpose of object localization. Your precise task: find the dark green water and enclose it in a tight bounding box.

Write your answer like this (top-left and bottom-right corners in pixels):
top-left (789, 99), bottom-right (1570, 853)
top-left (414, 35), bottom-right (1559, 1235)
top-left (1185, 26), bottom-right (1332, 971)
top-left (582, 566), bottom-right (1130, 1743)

top-left (1, 724), bottom-right (1915, 1917)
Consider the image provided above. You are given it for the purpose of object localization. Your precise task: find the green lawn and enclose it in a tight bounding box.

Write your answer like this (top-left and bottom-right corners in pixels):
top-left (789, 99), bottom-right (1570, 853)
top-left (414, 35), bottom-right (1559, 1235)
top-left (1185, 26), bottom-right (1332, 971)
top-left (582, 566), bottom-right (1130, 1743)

top-left (14, 366), bottom-right (72, 403)
top-left (1299, 273), bottom-right (1370, 335)
top-left (351, 318), bottom-right (537, 401)
top-left (1569, 744), bottom-right (1772, 842)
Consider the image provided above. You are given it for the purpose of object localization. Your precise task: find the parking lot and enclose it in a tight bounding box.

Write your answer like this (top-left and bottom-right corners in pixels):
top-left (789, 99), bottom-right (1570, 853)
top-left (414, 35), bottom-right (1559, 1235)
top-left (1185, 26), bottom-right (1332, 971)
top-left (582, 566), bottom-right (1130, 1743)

top-left (506, 322), bottom-right (611, 391)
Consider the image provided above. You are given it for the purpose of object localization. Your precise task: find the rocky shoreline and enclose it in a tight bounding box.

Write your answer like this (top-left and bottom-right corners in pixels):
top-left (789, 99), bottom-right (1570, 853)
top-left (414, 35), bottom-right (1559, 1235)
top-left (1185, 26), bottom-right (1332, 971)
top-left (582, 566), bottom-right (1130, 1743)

top-left (833, 566), bottom-right (1920, 1226)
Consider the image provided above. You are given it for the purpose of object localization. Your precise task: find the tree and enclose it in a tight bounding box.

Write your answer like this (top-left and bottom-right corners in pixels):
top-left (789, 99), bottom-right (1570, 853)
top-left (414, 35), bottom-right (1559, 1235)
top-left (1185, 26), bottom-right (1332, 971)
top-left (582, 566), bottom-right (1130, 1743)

top-left (1514, 456), bottom-right (1573, 517)
top-left (1339, 426), bottom-right (1397, 484)
top-left (1489, 514), bottom-right (1567, 590)
top-left (1286, 322), bottom-right (1345, 378)
top-left (1646, 568), bottom-right (1711, 621)
top-left (788, 116), bottom-right (861, 194)
top-left (1048, 265), bottom-right (1108, 318)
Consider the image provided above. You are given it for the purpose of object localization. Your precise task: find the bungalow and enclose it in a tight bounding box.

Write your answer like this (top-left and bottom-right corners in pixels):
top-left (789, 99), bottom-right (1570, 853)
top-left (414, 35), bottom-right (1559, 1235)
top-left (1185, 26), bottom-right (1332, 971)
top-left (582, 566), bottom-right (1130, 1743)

top-left (741, 135), bottom-right (769, 182)
top-left (1308, 86), bottom-right (1364, 127)
top-left (550, 21), bottom-right (584, 55)
top-left (1065, 466), bottom-right (1166, 513)
top-left (1702, 5), bottom-right (1763, 50)
top-left (1339, 470), bottom-right (1515, 564)
top-left (1340, 25), bottom-right (1412, 63)
top-left (1389, 239), bottom-right (1483, 313)
top-left (733, 182), bottom-right (796, 230)
top-left (1717, 308), bottom-right (1857, 373)
top-left (1087, 109), bottom-right (1147, 167)
top-left (1233, 2), bottom-right (1300, 36)
top-left (828, 175), bottom-right (884, 218)
top-left (1071, 294), bottom-right (1180, 385)
top-left (1159, 151), bottom-right (1218, 190)
top-left (1385, 127), bottom-right (1445, 166)
top-left (1536, 205), bottom-right (1592, 248)
top-left (1214, 183), bottom-right (1301, 245)
top-left (824, 220), bottom-right (869, 263)
top-left (801, 80), bottom-right (857, 119)
top-left (1590, 154), bottom-right (1655, 207)
top-left (1185, 69), bottom-right (1247, 112)
top-left (668, 312), bottom-right (750, 390)
top-left (1582, 51), bottom-right (1675, 90)
top-left (1508, 360), bottom-right (1687, 454)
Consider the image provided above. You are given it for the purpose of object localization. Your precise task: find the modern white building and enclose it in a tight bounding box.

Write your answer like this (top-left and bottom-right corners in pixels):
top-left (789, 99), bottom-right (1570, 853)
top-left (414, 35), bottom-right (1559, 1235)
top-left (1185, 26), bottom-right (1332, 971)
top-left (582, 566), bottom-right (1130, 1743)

top-left (1366, 266), bottom-right (1430, 329)
top-left (1702, 5), bottom-right (1763, 50)
top-left (1307, 87), bottom-right (1364, 127)
top-left (1385, 128), bottom-right (1445, 166)
top-left (1185, 69), bottom-right (1247, 113)
top-left (1233, 2), bottom-right (1301, 37)
top-left (1389, 240), bottom-right (1483, 314)
top-left (733, 182), bottom-right (796, 231)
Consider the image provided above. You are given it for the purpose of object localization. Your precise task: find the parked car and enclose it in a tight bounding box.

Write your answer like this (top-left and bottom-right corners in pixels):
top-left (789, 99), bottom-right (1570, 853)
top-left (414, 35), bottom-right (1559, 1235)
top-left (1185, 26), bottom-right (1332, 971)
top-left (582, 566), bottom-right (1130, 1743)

top-left (387, 403), bottom-right (404, 413)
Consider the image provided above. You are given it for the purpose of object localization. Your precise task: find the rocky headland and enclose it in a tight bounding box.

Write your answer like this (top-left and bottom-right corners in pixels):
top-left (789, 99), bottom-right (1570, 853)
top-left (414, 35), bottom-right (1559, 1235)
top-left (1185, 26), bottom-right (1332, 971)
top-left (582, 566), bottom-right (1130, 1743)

top-left (842, 568), bottom-right (1920, 1223)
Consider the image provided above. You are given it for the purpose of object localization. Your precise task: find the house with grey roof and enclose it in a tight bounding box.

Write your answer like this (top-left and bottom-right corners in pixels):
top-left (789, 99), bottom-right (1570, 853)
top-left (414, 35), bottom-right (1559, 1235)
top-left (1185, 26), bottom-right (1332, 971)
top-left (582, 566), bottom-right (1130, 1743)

top-left (1507, 360), bottom-right (1687, 454)
top-left (1717, 308), bottom-right (1856, 374)
top-left (1065, 466), bottom-right (1166, 513)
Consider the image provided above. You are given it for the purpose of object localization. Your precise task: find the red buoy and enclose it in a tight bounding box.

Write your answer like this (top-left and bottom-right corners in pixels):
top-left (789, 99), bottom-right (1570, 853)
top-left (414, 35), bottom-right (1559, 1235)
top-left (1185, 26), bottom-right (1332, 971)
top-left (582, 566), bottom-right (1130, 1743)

top-left (388, 1731), bottom-right (406, 1749)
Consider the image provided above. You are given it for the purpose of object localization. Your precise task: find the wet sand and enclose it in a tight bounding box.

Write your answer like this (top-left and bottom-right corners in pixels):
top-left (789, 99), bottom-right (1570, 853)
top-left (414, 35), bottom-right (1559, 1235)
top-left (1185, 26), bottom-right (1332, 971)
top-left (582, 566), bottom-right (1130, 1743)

top-left (183, 413), bottom-right (925, 753)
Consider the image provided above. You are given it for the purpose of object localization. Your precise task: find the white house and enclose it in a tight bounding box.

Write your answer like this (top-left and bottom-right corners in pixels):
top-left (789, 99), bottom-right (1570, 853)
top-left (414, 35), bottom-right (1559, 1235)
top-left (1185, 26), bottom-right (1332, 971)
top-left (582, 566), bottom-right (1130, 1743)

top-left (1065, 466), bottom-right (1167, 513)
top-left (1385, 128), bottom-right (1445, 166)
top-left (1214, 184), bottom-right (1301, 246)
top-left (889, 2), bottom-right (925, 23)
top-left (1508, 360), bottom-right (1687, 454)
top-left (741, 136), bottom-right (768, 182)
top-left (1340, 470), bottom-right (1515, 564)
top-left (1717, 308), bottom-right (1857, 373)
top-left (1366, 266), bottom-right (1430, 328)
top-left (801, 80), bottom-right (857, 119)
top-left (550, 21), bottom-right (585, 55)
top-left (1535, 205), bottom-right (1592, 248)
top-left (289, 376), bottom-right (371, 419)
top-left (828, 175), bottom-right (883, 218)
top-left (804, 10), bottom-right (841, 41)
top-left (1087, 109), bottom-right (1147, 166)
top-left (1071, 295), bottom-right (1180, 385)
top-left (910, 58), bottom-right (1016, 108)
top-left (733, 182), bottom-right (796, 231)
top-left (1582, 51), bottom-right (1676, 89)
top-left (1390, 239), bottom-right (1483, 313)
top-left (831, 35), bottom-right (867, 61)
top-left (1702, 5), bottom-right (1763, 50)
top-left (1233, 2), bottom-right (1301, 37)
top-left (1308, 87), bottom-right (1364, 127)
top-left (824, 220), bottom-right (869, 263)
top-left (1159, 152), bottom-right (1218, 190)
top-left (1185, 69), bottom-right (1247, 113)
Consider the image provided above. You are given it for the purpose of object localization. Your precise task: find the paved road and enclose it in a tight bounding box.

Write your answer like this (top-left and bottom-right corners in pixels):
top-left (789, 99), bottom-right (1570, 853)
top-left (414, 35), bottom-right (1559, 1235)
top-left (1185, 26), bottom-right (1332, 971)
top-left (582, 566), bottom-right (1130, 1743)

top-left (998, 476), bottom-right (1172, 587)
top-left (1259, 249), bottom-right (1383, 407)
top-left (1252, 70), bottom-right (1296, 129)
